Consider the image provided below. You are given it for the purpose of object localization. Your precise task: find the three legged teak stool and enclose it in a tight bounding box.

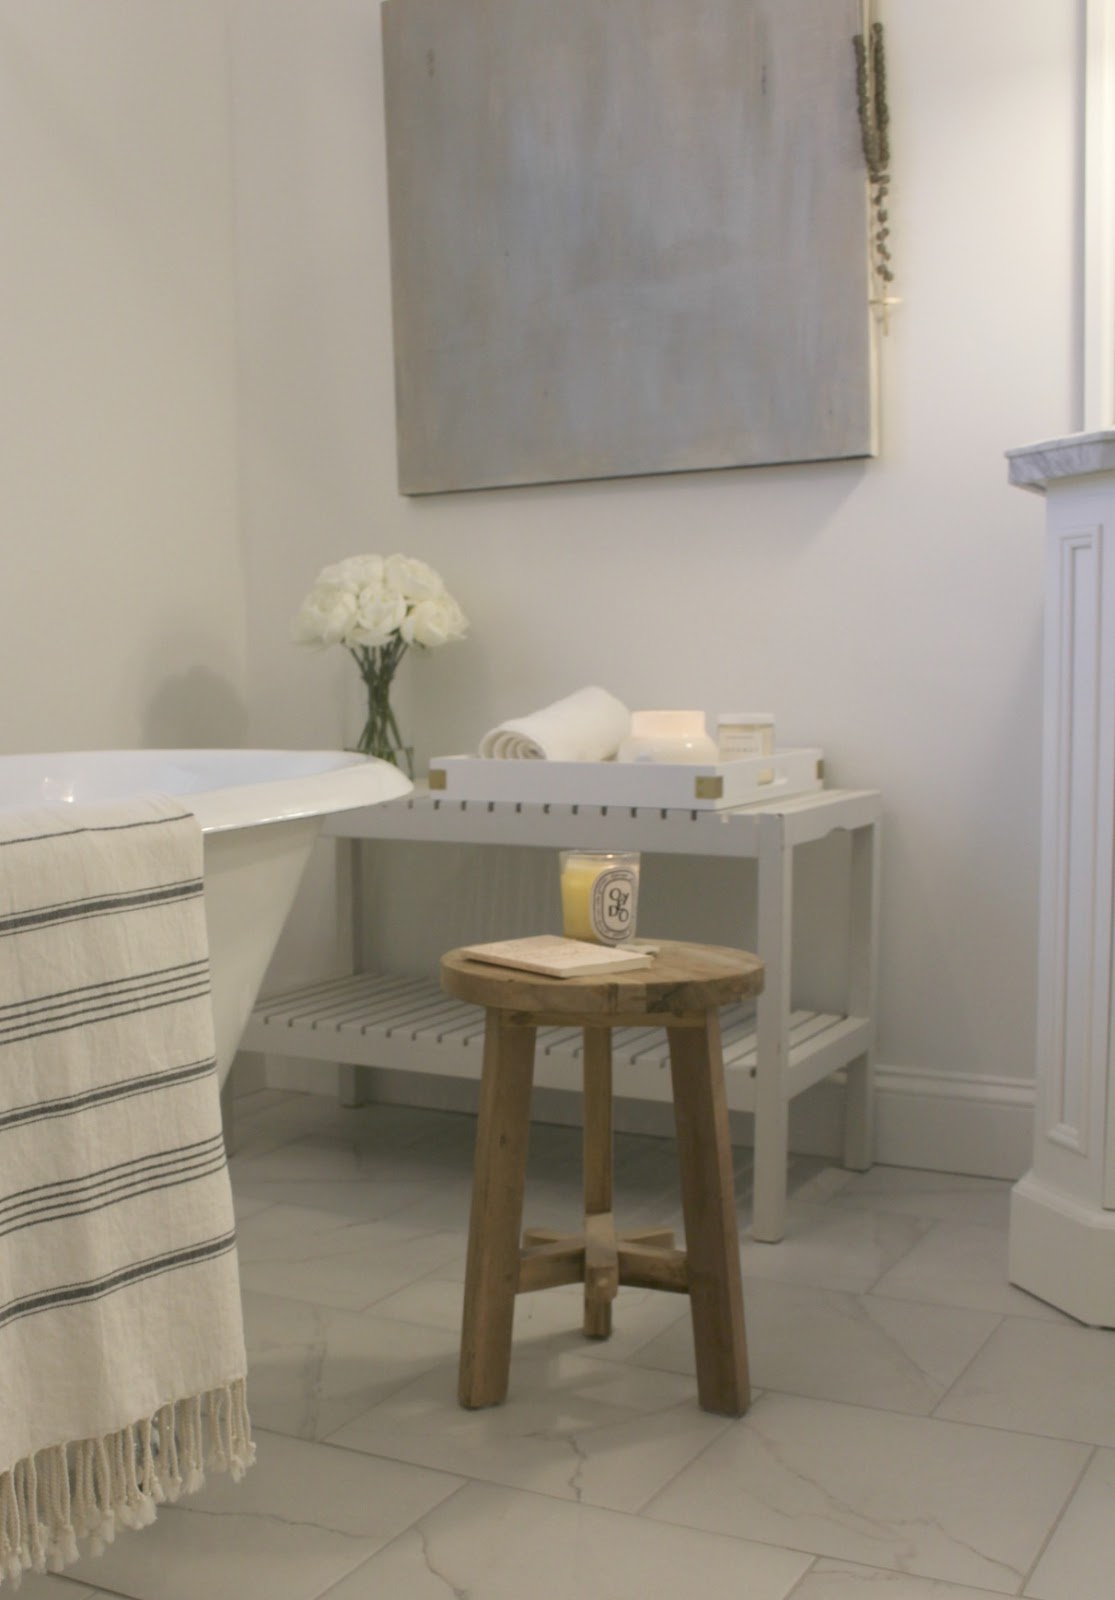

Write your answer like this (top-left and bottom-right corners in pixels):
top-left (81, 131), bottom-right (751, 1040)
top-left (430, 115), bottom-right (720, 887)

top-left (440, 940), bottom-right (765, 1417)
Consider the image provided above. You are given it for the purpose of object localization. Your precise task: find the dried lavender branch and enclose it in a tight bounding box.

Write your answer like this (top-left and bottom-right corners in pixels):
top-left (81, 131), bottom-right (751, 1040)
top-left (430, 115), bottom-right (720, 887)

top-left (871, 22), bottom-right (890, 171)
top-left (853, 33), bottom-right (879, 173)
top-left (853, 23), bottom-right (895, 291)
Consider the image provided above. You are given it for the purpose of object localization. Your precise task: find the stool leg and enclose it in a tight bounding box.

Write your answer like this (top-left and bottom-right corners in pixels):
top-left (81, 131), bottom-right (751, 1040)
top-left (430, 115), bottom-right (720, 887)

top-left (667, 1013), bottom-right (750, 1417)
top-left (459, 1010), bottom-right (536, 1408)
top-left (582, 1025), bottom-right (615, 1339)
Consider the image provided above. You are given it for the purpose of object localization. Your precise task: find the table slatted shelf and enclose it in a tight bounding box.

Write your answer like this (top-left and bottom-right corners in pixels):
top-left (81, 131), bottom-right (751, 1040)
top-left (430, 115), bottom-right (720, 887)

top-left (241, 972), bottom-right (866, 1111)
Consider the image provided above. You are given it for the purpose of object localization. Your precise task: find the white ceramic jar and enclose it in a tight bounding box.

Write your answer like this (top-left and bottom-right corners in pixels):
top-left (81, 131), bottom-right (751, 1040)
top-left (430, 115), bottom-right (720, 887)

top-left (617, 710), bottom-right (718, 764)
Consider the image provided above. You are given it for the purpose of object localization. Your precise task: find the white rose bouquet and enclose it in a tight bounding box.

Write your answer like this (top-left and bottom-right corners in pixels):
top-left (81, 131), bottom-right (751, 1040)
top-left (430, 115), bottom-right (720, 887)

top-left (293, 554), bottom-right (468, 773)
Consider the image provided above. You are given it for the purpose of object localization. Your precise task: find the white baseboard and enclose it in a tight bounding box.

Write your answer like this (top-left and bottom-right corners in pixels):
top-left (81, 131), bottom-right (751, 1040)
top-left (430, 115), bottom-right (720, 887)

top-left (869, 1065), bottom-right (1035, 1181)
top-left (242, 1049), bottom-right (1036, 1181)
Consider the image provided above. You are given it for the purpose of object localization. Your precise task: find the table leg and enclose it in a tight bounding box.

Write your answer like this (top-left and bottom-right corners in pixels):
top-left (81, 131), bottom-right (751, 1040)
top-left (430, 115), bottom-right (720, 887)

top-left (582, 1026), bottom-right (615, 1339)
top-left (459, 1009), bottom-right (537, 1408)
top-left (843, 819), bottom-right (880, 1172)
top-left (753, 812), bottom-right (792, 1243)
top-left (667, 1013), bottom-right (750, 1417)
top-left (338, 837), bottom-right (370, 1109)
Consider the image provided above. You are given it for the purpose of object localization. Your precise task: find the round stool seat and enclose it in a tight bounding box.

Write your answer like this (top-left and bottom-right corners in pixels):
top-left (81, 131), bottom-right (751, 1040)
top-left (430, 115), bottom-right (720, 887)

top-left (441, 939), bottom-right (763, 1021)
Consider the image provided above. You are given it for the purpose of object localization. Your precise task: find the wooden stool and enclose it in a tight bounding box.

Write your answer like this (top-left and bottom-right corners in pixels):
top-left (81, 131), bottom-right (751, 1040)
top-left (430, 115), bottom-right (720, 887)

top-left (441, 940), bottom-right (764, 1417)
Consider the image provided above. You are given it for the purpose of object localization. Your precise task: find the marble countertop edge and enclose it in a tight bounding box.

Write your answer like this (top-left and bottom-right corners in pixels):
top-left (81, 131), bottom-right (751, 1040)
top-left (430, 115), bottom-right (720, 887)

top-left (1006, 428), bottom-right (1115, 491)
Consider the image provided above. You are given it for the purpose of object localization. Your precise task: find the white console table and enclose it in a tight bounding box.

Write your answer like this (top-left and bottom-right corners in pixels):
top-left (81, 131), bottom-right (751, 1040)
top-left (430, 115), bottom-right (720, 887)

top-left (242, 785), bottom-right (881, 1242)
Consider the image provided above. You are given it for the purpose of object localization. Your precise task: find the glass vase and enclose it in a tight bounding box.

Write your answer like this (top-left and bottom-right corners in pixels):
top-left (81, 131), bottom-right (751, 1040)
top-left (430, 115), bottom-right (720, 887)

top-left (350, 643), bottom-right (414, 777)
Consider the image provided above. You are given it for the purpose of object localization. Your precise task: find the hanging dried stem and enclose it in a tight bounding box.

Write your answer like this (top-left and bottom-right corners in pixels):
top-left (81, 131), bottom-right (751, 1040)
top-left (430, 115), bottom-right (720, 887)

top-left (854, 21), bottom-right (894, 299)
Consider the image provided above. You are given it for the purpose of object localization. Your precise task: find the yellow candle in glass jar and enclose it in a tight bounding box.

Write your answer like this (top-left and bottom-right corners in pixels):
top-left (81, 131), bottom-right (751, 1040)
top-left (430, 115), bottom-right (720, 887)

top-left (560, 859), bottom-right (601, 941)
top-left (559, 851), bottom-right (640, 945)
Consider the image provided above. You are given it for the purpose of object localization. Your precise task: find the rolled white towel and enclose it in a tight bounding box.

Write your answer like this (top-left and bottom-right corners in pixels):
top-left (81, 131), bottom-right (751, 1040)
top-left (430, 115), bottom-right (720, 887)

top-left (479, 686), bottom-right (631, 761)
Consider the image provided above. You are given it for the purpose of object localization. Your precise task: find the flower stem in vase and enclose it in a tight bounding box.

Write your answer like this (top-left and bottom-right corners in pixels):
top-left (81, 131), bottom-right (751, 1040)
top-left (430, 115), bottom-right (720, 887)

top-left (349, 641), bottom-right (414, 777)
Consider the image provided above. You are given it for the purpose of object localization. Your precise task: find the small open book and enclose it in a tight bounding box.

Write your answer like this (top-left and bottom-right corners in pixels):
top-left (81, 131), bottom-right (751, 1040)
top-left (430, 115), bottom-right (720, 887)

top-left (460, 935), bottom-right (658, 979)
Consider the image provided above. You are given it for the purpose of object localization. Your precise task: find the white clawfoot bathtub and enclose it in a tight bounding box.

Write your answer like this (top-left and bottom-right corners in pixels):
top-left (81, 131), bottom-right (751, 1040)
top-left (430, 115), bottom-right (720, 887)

top-left (0, 750), bottom-right (411, 1082)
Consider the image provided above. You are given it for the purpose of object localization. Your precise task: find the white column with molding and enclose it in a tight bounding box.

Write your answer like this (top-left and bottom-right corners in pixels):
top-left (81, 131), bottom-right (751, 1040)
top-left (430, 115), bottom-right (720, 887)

top-left (1007, 430), bottom-right (1115, 1324)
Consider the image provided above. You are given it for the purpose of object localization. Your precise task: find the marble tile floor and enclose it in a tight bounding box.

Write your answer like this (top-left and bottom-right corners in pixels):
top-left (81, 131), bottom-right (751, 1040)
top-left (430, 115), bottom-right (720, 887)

top-left (36, 1088), bottom-right (1115, 1600)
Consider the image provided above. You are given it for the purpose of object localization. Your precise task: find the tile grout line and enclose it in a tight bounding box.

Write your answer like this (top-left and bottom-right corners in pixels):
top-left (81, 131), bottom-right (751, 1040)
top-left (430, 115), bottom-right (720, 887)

top-left (856, 1280), bottom-right (1075, 1326)
top-left (303, 1449), bottom-right (839, 1590)
top-left (926, 1309), bottom-right (1008, 1418)
top-left (780, 1553), bottom-right (1020, 1599)
top-left (852, 1213), bottom-right (948, 1297)
top-left (1017, 1442), bottom-right (1098, 1595)
top-left (307, 1477), bottom-right (476, 1600)
top-left (782, 1557), bottom-right (823, 1599)
top-left (624, 1409), bottom-right (739, 1519)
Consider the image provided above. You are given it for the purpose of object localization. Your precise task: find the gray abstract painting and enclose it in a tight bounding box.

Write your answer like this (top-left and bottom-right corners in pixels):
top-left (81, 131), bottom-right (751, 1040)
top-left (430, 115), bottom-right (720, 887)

top-left (382, 0), bottom-right (875, 495)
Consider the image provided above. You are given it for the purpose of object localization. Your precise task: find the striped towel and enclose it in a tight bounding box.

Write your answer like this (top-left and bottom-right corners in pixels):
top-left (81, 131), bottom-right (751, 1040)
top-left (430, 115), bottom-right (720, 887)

top-left (0, 794), bottom-right (253, 1586)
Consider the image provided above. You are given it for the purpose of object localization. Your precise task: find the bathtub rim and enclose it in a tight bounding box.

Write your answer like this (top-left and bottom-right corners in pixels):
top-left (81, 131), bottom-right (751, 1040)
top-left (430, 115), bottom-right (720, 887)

top-left (0, 748), bottom-right (412, 834)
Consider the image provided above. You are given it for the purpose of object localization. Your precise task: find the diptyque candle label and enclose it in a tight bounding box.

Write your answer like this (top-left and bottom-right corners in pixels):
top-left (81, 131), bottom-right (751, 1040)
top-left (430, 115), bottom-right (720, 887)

top-left (591, 868), bottom-right (637, 944)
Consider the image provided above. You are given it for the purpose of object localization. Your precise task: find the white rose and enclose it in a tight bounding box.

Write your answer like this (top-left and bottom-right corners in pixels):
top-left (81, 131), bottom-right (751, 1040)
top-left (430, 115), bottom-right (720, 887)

top-left (400, 593), bottom-right (469, 648)
top-left (332, 554), bottom-right (385, 589)
top-left (385, 554), bottom-right (446, 602)
top-left (349, 581), bottom-right (407, 646)
top-left (292, 581), bottom-right (360, 647)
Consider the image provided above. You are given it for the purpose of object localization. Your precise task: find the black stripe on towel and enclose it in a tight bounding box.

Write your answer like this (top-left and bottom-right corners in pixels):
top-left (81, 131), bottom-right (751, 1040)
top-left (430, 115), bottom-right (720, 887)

top-left (0, 878), bottom-right (204, 939)
top-left (0, 1129), bottom-right (227, 1221)
top-left (0, 1148), bottom-right (231, 1243)
top-left (0, 1055), bottom-right (217, 1135)
top-left (0, 980), bottom-right (212, 1049)
top-left (0, 963), bottom-right (210, 1039)
top-left (0, 957), bottom-right (210, 1018)
top-left (0, 1230), bottom-right (238, 1330)
top-left (0, 963), bottom-right (210, 1029)
top-left (0, 811), bottom-right (194, 851)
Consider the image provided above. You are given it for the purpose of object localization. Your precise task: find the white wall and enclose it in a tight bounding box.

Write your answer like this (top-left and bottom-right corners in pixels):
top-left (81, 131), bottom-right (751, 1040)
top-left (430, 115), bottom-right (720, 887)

top-left (0, 2), bottom-right (246, 753)
top-left (229, 0), bottom-right (1079, 1162)
top-left (1, 2), bottom-right (1081, 1167)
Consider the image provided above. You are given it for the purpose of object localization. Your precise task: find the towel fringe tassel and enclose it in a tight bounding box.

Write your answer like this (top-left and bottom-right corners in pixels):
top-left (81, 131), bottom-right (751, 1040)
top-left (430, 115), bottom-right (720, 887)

top-left (0, 1377), bottom-right (253, 1590)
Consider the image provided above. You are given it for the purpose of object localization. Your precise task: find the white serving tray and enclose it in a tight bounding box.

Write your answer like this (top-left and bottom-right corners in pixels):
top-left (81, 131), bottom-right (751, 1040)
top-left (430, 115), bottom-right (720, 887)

top-left (427, 748), bottom-right (824, 810)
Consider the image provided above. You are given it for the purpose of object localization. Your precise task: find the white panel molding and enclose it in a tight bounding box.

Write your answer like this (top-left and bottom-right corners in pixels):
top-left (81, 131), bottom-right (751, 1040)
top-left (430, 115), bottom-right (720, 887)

top-left (1044, 526), bottom-right (1104, 1152)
